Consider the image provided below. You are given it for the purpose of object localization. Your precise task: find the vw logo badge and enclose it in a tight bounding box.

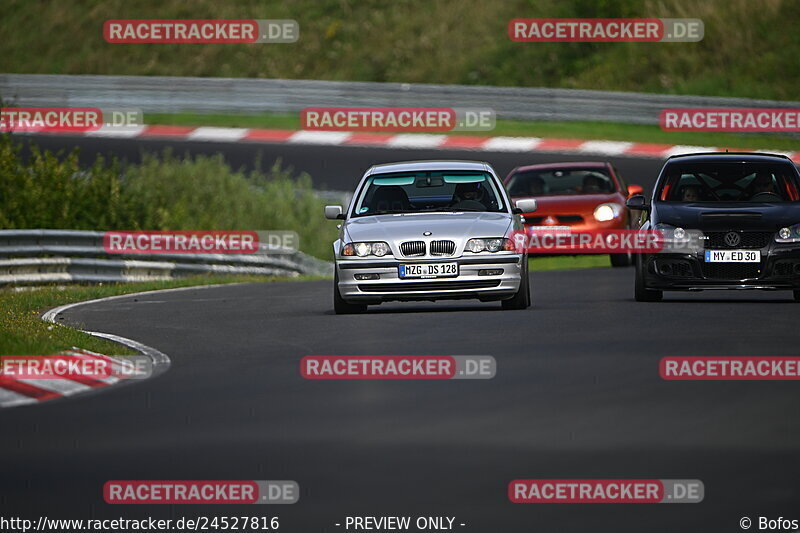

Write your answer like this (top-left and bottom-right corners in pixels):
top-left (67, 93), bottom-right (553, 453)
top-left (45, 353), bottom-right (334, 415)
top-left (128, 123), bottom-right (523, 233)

top-left (724, 232), bottom-right (741, 247)
top-left (423, 231), bottom-right (432, 236)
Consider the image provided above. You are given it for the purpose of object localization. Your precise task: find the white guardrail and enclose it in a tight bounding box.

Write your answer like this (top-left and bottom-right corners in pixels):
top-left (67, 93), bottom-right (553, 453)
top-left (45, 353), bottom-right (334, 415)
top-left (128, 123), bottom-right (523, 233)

top-left (0, 230), bottom-right (332, 286)
top-left (2, 74), bottom-right (800, 125)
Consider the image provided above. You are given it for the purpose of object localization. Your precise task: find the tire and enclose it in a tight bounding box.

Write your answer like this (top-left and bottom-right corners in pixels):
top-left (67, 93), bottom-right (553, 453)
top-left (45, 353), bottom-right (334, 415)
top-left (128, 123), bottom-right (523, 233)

top-left (794, 290), bottom-right (800, 302)
top-left (502, 256), bottom-right (531, 310)
top-left (333, 269), bottom-right (367, 314)
top-left (610, 252), bottom-right (632, 267)
top-left (634, 254), bottom-right (662, 302)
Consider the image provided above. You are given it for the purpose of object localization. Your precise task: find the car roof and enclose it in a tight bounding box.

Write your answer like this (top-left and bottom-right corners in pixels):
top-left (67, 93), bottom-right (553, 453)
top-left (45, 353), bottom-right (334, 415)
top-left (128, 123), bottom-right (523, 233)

top-left (367, 160), bottom-right (490, 175)
top-left (509, 161), bottom-right (609, 174)
top-left (665, 152), bottom-right (794, 163)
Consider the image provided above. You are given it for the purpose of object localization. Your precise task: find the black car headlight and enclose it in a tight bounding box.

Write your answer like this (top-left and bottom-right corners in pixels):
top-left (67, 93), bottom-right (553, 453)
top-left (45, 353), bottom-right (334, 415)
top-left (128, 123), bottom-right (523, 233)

top-left (653, 223), bottom-right (704, 252)
top-left (776, 224), bottom-right (800, 243)
top-left (653, 223), bottom-right (688, 241)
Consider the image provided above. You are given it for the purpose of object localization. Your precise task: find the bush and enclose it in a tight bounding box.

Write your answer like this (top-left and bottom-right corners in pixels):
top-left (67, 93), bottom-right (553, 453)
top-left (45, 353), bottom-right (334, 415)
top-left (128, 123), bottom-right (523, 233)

top-left (1, 0), bottom-right (798, 100)
top-left (0, 135), bottom-right (337, 260)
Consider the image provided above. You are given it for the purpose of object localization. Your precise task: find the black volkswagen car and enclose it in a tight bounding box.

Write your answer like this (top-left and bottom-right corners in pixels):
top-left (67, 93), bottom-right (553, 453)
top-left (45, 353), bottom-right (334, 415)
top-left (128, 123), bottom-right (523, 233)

top-left (627, 152), bottom-right (800, 301)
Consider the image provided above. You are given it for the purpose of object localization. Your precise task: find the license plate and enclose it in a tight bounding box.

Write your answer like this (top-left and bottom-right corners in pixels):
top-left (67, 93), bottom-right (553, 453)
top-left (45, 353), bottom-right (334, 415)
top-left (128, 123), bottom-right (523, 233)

top-left (398, 262), bottom-right (458, 278)
top-left (527, 225), bottom-right (571, 231)
top-left (704, 250), bottom-right (761, 262)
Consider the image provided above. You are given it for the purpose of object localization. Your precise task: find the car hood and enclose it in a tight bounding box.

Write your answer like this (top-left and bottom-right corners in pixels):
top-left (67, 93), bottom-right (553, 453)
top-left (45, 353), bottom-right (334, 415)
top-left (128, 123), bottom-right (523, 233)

top-left (343, 212), bottom-right (513, 242)
top-left (654, 202), bottom-right (800, 230)
top-left (513, 193), bottom-right (621, 214)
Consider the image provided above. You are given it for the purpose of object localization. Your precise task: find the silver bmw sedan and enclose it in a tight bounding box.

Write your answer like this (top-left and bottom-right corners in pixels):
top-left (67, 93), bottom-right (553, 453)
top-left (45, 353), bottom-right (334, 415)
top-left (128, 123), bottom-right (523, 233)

top-left (325, 160), bottom-right (537, 313)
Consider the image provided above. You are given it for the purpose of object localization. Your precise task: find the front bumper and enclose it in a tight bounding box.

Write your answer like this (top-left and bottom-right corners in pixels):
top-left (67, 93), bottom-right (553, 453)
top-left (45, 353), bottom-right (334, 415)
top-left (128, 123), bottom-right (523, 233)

top-left (336, 253), bottom-right (523, 303)
top-left (523, 217), bottom-right (627, 232)
top-left (521, 218), bottom-right (630, 257)
top-left (640, 245), bottom-right (800, 291)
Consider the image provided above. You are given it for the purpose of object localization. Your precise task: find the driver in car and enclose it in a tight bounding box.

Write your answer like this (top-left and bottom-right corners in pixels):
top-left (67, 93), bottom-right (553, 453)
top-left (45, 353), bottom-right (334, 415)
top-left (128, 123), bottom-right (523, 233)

top-left (749, 172), bottom-right (777, 199)
top-left (451, 182), bottom-right (488, 209)
top-left (527, 176), bottom-right (545, 195)
top-left (582, 173), bottom-right (606, 193)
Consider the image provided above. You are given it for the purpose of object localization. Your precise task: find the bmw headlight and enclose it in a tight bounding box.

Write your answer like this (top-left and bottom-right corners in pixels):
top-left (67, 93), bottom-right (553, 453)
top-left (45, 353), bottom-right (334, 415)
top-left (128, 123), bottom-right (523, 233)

top-left (466, 239), bottom-right (486, 253)
top-left (466, 238), bottom-right (513, 253)
top-left (342, 242), bottom-right (392, 257)
top-left (486, 238), bottom-right (505, 252)
top-left (371, 242), bottom-right (390, 256)
top-left (775, 224), bottom-right (800, 243)
top-left (354, 242), bottom-right (371, 257)
top-left (593, 203), bottom-right (622, 222)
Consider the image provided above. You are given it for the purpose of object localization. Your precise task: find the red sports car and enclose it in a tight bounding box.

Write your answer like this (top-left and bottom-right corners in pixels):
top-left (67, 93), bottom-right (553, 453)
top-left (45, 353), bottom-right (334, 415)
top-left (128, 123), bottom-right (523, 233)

top-left (504, 161), bottom-right (644, 267)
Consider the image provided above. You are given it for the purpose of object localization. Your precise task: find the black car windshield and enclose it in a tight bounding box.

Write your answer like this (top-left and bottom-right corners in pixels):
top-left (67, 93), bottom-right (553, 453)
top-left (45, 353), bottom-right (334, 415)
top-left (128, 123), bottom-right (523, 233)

top-left (506, 167), bottom-right (616, 196)
top-left (352, 171), bottom-right (505, 216)
top-left (657, 162), bottom-right (800, 202)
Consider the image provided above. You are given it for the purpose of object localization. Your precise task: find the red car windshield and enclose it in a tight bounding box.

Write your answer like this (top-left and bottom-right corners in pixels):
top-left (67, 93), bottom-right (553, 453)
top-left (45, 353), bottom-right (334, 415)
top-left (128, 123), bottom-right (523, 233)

top-left (507, 168), bottom-right (616, 196)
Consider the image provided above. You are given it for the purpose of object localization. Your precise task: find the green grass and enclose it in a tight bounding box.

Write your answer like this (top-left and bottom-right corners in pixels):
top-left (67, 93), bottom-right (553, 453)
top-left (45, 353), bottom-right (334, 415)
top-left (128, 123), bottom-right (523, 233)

top-left (0, 275), bottom-right (316, 356)
top-left (529, 255), bottom-right (611, 272)
top-left (1, 0), bottom-right (799, 101)
top-left (147, 112), bottom-right (800, 152)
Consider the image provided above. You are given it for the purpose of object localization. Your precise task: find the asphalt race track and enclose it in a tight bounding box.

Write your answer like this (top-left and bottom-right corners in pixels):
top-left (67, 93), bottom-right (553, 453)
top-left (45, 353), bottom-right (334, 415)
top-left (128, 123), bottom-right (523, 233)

top-left (4, 135), bottom-right (800, 531)
top-left (2, 269), bottom-right (800, 532)
top-left (13, 133), bottom-right (666, 193)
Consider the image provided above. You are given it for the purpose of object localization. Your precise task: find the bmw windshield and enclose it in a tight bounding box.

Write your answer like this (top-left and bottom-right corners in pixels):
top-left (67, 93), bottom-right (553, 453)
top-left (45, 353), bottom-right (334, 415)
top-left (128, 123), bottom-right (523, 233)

top-left (352, 171), bottom-right (506, 216)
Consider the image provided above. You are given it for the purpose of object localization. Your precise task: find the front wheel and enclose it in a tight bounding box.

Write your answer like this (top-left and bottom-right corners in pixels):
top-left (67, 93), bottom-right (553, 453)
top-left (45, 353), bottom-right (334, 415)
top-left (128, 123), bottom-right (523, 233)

top-left (634, 254), bottom-right (662, 302)
top-left (610, 252), bottom-right (633, 267)
top-left (502, 257), bottom-right (531, 310)
top-left (333, 270), bottom-right (367, 314)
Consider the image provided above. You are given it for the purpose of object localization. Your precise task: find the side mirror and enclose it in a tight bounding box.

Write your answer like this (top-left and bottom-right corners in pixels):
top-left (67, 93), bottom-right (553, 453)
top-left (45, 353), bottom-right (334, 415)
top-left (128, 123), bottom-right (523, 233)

top-left (512, 198), bottom-right (537, 215)
top-left (324, 205), bottom-right (345, 220)
top-left (627, 184), bottom-right (644, 197)
top-left (625, 194), bottom-right (649, 211)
